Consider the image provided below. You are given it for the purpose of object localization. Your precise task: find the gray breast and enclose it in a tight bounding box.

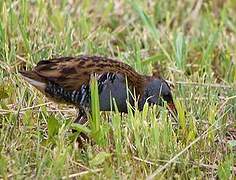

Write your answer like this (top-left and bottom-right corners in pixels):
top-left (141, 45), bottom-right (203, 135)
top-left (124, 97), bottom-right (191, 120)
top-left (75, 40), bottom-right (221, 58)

top-left (99, 74), bottom-right (134, 113)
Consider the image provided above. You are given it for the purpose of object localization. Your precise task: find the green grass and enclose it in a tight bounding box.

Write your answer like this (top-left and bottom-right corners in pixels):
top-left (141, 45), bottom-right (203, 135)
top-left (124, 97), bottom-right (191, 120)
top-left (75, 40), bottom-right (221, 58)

top-left (0, 0), bottom-right (236, 179)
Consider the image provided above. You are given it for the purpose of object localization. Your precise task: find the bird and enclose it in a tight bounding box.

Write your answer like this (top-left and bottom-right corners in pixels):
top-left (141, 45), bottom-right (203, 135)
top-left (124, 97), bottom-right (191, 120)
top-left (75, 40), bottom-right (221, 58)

top-left (19, 55), bottom-right (177, 126)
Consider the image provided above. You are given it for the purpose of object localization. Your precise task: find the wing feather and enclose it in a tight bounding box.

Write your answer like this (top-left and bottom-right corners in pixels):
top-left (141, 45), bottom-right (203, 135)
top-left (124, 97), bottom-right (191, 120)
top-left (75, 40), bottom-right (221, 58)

top-left (33, 56), bottom-right (145, 92)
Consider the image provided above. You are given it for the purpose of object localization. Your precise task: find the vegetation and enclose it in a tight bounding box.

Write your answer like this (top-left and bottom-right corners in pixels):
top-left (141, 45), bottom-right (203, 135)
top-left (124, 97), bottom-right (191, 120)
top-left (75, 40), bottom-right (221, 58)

top-left (0, 0), bottom-right (235, 179)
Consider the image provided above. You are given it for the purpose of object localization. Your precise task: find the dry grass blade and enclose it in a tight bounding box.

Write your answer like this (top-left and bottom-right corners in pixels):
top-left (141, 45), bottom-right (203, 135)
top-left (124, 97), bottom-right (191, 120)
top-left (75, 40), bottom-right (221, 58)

top-left (166, 81), bottom-right (233, 89)
top-left (61, 169), bottom-right (103, 179)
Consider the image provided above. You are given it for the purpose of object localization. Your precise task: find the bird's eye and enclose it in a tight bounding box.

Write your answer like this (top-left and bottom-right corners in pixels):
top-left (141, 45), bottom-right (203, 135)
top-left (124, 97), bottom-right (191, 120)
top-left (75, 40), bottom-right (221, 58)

top-left (162, 93), bottom-right (172, 102)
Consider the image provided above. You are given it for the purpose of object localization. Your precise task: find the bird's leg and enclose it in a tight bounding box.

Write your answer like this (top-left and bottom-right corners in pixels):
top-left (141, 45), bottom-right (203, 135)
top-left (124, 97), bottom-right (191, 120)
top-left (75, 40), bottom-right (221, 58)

top-left (74, 108), bottom-right (88, 124)
top-left (120, 112), bottom-right (123, 121)
top-left (73, 108), bottom-right (89, 148)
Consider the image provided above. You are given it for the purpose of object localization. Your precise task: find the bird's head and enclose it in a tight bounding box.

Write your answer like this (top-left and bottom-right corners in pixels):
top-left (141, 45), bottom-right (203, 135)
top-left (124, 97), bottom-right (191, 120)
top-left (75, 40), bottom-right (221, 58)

top-left (139, 78), bottom-right (177, 114)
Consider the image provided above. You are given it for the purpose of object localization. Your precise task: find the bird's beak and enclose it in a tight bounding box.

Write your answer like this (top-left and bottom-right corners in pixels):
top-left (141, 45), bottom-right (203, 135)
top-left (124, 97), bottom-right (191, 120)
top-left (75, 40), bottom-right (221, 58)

top-left (167, 102), bottom-right (178, 117)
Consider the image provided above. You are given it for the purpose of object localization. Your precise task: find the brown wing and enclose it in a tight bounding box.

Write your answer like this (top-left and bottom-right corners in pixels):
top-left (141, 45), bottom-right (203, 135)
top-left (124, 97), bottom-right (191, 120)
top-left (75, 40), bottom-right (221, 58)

top-left (34, 56), bottom-right (145, 92)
